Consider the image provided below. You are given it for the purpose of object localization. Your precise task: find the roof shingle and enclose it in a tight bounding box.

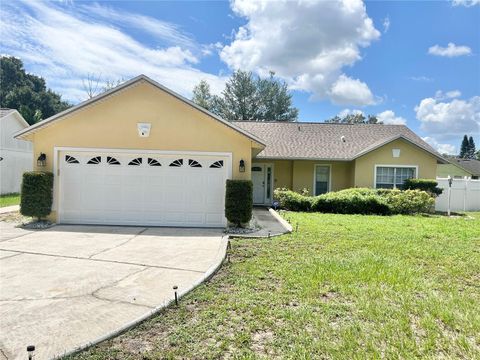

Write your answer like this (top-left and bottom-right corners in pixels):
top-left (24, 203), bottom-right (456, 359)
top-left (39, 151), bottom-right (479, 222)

top-left (234, 121), bottom-right (443, 160)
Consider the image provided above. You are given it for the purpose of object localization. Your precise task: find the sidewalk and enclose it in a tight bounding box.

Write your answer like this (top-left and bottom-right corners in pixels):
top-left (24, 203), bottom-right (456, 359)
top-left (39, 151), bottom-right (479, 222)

top-left (231, 207), bottom-right (292, 238)
top-left (0, 205), bottom-right (19, 214)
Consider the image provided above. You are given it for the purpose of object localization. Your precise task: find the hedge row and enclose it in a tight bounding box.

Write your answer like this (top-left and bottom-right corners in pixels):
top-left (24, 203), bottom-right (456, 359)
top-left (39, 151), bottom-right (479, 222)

top-left (274, 187), bottom-right (435, 215)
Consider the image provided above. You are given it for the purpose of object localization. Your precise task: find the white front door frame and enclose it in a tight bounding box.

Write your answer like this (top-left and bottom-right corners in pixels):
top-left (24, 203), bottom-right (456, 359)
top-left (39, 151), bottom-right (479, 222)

top-left (252, 162), bottom-right (274, 205)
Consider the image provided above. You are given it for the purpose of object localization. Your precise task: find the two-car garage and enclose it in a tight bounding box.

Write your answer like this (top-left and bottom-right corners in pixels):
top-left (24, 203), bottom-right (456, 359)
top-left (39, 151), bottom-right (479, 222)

top-left (14, 75), bottom-right (264, 227)
top-left (58, 150), bottom-right (231, 227)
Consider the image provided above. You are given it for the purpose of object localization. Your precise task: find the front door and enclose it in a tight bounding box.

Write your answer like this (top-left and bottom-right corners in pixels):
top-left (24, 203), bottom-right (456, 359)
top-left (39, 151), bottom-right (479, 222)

top-left (252, 164), bottom-right (274, 205)
top-left (252, 165), bottom-right (265, 204)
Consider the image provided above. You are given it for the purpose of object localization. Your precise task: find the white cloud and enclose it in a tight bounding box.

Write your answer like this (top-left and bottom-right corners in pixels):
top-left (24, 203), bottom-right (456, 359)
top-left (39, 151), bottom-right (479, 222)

top-left (376, 110), bottom-right (407, 125)
top-left (422, 137), bottom-right (457, 155)
top-left (410, 75), bottom-right (433, 82)
top-left (0, 1), bottom-right (226, 103)
top-left (415, 93), bottom-right (480, 152)
top-left (428, 43), bottom-right (472, 57)
top-left (221, 0), bottom-right (380, 106)
top-left (338, 108), bottom-right (364, 118)
top-left (434, 90), bottom-right (462, 100)
top-left (452, 0), bottom-right (480, 6)
top-left (329, 75), bottom-right (377, 106)
top-left (383, 17), bottom-right (390, 33)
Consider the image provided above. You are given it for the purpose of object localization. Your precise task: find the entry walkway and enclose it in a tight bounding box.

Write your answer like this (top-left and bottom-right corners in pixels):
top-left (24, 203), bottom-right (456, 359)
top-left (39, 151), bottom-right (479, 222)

top-left (233, 207), bottom-right (291, 238)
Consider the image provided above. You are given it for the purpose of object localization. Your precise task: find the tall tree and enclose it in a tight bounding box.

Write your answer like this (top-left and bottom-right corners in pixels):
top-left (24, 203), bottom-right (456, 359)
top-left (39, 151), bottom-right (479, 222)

top-left (325, 113), bottom-right (381, 124)
top-left (256, 72), bottom-right (298, 121)
top-left (459, 135), bottom-right (470, 158)
top-left (221, 70), bottom-right (259, 120)
top-left (82, 73), bottom-right (125, 99)
top-left (192, 80), bottom-right (213, 111)
top-left (0, 56), bottom-right (70, 125)
top-left (467, 136), bottom-right (476, 159)
top-left (191, 70), bottom-right (298, 121)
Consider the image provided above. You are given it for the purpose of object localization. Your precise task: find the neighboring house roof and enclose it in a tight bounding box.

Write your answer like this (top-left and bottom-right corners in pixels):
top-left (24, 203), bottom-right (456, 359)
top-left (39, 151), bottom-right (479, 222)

top-left (235, 121), bottom-right (446, 162)
top-left (445, 158), bottom-right (480, 176)
top-left (14, 75), bottom-right (266, 147)
top-left (0, 108), bottom-right (30, 128)
top-left (0, 108), bottom-right (15, 118)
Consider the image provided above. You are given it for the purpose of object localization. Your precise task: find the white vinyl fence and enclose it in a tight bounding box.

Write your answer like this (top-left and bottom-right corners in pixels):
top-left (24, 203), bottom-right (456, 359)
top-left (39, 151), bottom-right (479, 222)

top-left (435, 177), bottom-right (480, 212)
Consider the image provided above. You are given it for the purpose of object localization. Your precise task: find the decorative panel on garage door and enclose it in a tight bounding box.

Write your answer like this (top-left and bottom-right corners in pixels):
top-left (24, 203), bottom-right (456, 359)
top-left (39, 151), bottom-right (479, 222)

top-left (58, 151), bottom-right (230, 227)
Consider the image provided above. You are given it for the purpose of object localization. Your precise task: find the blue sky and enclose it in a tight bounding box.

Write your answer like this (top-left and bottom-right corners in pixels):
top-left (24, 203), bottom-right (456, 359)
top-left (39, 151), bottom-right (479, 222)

top-left (1, 0), bottom-right (479, 154)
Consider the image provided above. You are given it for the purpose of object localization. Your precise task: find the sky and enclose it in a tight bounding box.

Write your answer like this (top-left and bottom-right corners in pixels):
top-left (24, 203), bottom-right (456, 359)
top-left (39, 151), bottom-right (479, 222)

top-left (0, 0), bottom-right (479, 155)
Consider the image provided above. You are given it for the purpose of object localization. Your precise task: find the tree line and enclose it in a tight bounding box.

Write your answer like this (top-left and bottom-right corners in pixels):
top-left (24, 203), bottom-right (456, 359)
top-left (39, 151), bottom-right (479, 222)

top-left (0, 56), bottom-right (70, 125)
top-left (459, 135), bottom-right (477, 160)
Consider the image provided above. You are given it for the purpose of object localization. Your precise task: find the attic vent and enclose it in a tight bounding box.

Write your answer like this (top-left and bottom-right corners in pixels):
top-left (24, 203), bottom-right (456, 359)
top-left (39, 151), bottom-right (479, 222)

top-left (341, 136), bottom-right (346, 142)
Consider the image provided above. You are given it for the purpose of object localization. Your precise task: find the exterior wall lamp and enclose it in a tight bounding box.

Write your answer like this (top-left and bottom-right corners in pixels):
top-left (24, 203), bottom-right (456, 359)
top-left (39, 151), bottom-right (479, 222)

top-left (37, 153), bottom-right (47, 167)
top-left (239, 159), bottom-right (246, 173)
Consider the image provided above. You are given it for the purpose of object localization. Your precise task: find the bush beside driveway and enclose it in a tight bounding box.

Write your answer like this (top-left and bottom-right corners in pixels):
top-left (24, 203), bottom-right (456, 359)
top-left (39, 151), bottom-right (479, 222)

top-left (69, 212), bottom-right (480, 359)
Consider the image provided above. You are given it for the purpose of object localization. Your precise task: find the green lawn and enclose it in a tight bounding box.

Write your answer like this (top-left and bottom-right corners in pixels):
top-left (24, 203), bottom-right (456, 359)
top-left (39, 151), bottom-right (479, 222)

top-left (0, 193), bottom-right (20, 207)
top-left (70, 213), bottom-right (480, 359)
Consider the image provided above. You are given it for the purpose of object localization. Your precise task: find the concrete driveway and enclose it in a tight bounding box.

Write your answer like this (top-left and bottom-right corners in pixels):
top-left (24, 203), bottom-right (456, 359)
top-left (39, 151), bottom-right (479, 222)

top-left (0, 221), bottom-right (227, 360)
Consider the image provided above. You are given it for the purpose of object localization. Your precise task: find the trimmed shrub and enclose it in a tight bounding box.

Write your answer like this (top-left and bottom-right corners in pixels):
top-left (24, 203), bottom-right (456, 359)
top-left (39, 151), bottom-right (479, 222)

top-left (20, 171), bottom-right (54, 220)
top-left (274, 188), bottom-right (313, 211)
top-left (403, 178), bottom-right (443, 197)
top-left (225, 180), bottom-right (253, 227)
top-left (312, 189), bottom-right (391, 215)
top-left (378, 189), bottom-right (435, 214)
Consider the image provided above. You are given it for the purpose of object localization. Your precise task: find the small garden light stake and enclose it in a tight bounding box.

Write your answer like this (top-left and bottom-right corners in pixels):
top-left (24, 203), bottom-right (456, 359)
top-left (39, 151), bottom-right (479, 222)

top-left (173, 285), bottom-right (178, 306)
top-left (27, 345), bottom-right (35, 359)
top-left (447, 176), bottom-right (453, 216)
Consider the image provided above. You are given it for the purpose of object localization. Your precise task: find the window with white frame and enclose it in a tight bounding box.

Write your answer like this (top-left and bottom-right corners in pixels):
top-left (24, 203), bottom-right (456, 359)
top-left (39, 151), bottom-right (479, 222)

top-left (376, 166), bottom-right (416, 189)
top-left (315, 165), bottom-right (330, 195)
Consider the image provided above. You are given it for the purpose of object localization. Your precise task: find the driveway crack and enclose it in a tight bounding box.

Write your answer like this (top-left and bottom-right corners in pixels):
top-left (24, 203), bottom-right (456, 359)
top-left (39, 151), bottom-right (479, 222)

top-left (90, 267), bottom-right (155, 308)
top-left (88, 228), bottom-right (148, 259)
top-left (0, 253), bottom-right (21, 261)
top-left (0, 347), bottom-right (9, 360)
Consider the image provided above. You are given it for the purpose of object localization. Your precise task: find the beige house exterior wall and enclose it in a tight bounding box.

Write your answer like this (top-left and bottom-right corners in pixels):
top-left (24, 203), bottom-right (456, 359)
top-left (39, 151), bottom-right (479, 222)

top-left (354, 138), bottom-right (438, 188)
top-left (255, 159), bottom-right (354, 196)
top-left (261, 139), bottom-right (438, 195)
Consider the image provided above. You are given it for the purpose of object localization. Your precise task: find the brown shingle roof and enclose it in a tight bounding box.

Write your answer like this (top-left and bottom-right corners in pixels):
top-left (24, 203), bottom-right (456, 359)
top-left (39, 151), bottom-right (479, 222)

top-left (234, 121), bottom-right (444, 161)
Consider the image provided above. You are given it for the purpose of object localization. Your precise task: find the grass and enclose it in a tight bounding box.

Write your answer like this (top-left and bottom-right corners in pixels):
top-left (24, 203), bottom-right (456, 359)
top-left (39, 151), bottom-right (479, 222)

top-left (0, 193), bottom-right (20, 207)
top-left (69, 212), bottom-right (480, 359)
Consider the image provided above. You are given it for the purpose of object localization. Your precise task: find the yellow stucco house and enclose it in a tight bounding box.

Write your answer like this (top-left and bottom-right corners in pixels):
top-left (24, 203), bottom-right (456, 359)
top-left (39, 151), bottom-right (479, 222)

top-left (15, 75), bottom-right (445, 227)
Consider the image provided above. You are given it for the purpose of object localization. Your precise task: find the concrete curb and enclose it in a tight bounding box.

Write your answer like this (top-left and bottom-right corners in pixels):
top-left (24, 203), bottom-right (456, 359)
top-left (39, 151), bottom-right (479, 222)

top-left (56, 235), bottom-right (229, 359)
top-left (268, 208), bottom-right (293, 233)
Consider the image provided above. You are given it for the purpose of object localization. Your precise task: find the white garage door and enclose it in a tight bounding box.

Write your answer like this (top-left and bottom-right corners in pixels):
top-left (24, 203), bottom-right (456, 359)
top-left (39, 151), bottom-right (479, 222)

top-left (58, 150), bottom-right (230, 227)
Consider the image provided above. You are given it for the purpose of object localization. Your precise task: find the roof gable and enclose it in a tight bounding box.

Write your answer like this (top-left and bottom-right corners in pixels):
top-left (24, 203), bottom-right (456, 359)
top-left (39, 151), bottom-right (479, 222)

top-left (0, 109), bottom-right (30, 129)
top-left (234, 121), bottom-right (445, 161)
top-left (14, 75), bottom-right (266, 147)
